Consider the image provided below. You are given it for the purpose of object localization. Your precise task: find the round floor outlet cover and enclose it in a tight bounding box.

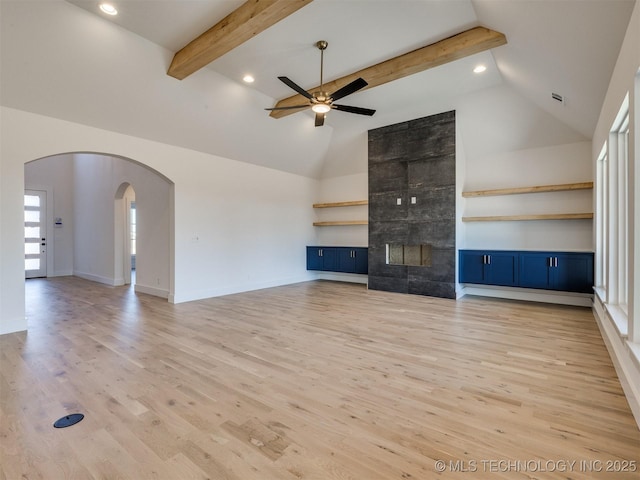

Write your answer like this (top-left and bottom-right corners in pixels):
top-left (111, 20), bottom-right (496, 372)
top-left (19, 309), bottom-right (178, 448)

top-left (53, 413), bottom-right (84, 428)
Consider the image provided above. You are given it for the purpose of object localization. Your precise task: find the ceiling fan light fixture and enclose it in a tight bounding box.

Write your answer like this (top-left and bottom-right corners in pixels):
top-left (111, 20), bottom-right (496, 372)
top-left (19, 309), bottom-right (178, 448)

top-left (311, 103), bottom-right (331, 114)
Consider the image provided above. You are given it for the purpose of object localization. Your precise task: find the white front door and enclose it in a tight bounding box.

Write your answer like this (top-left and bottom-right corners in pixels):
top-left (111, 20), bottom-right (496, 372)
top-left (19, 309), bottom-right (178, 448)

top-left (24, 190), bottom-right (47, 279)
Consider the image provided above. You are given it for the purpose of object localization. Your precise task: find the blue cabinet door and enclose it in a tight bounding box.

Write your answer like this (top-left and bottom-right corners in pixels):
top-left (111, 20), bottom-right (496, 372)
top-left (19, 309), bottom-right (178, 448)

top-left (307, 247), bottom-right (323, 270)
top-left (553, 253), bottom-right (594, 293)
top-left (518, 253), bottom-right (552, 289)
top-left (485, 252), bottom-right (519, 286)
top-left (354, 248), bottom-right (368, 274)
top-left (337, 248), bottom-right (356, 273)
top-left (321, 248), bottom-right (337, 271)
top-left (459, 251), bottom-right (486, 284)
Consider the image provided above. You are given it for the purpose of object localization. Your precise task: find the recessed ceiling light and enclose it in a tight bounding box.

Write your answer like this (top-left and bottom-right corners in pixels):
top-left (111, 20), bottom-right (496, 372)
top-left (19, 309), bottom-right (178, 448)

top-left (243, 74), bottom-right (255, 83)
top-left (473, 64), bottom-right (487, 74)
top-left (99, 3), bottom-right (118, 15)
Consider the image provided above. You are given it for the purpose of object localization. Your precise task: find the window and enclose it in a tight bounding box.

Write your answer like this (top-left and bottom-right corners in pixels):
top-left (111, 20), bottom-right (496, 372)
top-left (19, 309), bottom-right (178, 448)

top-left (613, 106), bottom-right (629, 315)
top-left (595, 144), bottom-right (607, 294)
top-left (603, 94), bottom-right (629, 335)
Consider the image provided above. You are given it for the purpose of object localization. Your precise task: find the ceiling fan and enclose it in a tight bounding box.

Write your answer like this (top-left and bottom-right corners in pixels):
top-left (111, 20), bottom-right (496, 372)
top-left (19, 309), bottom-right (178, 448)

top-left (266, 40), bottom-right (376, 127)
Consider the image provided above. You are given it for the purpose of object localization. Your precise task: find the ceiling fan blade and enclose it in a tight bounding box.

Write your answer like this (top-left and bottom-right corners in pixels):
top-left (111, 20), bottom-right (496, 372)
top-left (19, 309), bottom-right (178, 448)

top-left (315, 112), bottom-right (325, 127)
top-left (265, 104), bottom-right (309, 111)
top-left (333, 104), bottom-right (376, 116)
top-left (329, 77), bottom-right (368, 101)
top-left (278, 76), bottom-right (313, 100)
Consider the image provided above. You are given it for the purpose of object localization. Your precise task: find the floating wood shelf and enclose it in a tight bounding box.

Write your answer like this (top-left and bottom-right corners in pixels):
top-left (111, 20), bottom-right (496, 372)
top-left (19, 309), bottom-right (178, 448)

top-left (462, 182), bottom-right (593, 198)
top-left (313, 200), bottom-right (368, 208)
top-left (313, 221), bottom-right (368, 226)
top-left (462, 213), bottom-right (593, 222)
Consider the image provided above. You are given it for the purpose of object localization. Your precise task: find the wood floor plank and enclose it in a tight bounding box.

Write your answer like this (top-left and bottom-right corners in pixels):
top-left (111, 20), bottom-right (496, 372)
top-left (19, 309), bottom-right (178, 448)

top-left (1, 277), bottom-right (639, 479)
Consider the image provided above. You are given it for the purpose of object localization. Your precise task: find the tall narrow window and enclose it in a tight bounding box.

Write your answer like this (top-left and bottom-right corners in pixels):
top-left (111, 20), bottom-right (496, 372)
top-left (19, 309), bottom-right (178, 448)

top-left (595, 144), bottom-right (607, 295)
top-left (615, 110), bottom-right (629, 314)
top-left (605, 94), bottom-right (630, 335)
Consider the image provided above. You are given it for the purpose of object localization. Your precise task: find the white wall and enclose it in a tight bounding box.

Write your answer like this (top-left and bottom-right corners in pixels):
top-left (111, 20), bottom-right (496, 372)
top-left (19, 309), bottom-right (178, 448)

top-left (73, 155), bottom-right (119, 284)
top-left (24, 154), bottom-right (75, 276)
top-left (0, 107), bottom-right (319, 334)
top-left (72, 153), bottom-right (172, 297)
top-left (314, 173), bottom-right (368, 247)
top-left (461, 141), bottom-right (593, 251)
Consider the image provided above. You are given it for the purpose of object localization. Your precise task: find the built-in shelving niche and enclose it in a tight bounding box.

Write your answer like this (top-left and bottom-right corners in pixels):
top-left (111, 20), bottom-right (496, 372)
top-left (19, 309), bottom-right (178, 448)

top-left (461, 182), bottom-right (593, 222)
top-left (312, 200), bottom-right (368, 226)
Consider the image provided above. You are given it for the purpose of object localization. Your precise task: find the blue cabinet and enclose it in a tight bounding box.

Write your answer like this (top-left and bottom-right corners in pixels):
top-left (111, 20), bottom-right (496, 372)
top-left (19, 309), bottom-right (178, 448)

top-left (459, 250), bottom-right (518, 287)
top-left (460, 250), bottom-right (593, 294)
top-left (306, 247), bottom-right (337, 271)
top-left (307, 246), bottom-right (368, 274)
top-left (519, 252), bottom-right (594, 293)
top-left (337, 247), bottom-right (368, 274)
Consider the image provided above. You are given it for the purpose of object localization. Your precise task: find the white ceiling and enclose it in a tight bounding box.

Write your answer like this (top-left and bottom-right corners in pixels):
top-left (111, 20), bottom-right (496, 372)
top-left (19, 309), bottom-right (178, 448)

top-left (65, 0), bottom-right (635, 139)
top-left (2, 1), bottom-right (635, 178)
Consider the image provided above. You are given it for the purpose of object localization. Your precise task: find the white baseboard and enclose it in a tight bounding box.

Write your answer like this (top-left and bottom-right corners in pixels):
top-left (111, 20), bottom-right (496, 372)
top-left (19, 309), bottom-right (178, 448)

top-left (592, 295), bottom-right (640, 429)
top-left (135, 284), bottom-right (169, 299)
top-left (169, 274), bottom-right (315, 304)
top-left (50, 270), bottom-right (73, 277)
top-left (459, 284), bottom-right (593, 307)
top-left (73, 270), bottom-right (118, 286)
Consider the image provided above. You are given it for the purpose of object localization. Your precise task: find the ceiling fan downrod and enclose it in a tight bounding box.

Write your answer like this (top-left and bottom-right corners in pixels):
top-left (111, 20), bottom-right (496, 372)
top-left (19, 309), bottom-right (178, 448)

top-left (316, 40), bottom-right (328, 93)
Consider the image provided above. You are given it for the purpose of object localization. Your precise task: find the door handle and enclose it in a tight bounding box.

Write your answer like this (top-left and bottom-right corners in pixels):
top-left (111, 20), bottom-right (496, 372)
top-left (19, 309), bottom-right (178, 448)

top-left (487, 255), bottom-right (491, 265)
top-left (555, 257), bottom-right (558, 267)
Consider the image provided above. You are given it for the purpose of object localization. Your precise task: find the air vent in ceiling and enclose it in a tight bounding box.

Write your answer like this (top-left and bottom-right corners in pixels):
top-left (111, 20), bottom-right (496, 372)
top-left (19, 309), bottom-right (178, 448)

top-left (551, 92), bottom-right (565, 104)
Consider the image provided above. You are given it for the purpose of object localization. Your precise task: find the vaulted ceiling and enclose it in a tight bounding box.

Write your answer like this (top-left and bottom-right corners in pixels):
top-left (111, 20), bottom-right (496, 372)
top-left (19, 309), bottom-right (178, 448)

top-left (2, 0), bottom-right (636, 178)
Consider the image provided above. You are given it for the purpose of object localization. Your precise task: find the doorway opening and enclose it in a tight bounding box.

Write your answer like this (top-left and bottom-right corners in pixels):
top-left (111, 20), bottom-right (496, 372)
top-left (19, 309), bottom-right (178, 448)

top-left (115, 183), bottom-right (136, 287)
top-left (130, 200), bottom-right (136, 282)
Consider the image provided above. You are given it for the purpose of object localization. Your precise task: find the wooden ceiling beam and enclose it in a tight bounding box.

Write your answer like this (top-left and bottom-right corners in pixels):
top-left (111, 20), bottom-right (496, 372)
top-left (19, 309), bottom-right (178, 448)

top-left (168, 0), bottom-right (313, 80)
top-left (269, 26), bottom-right (507, 118)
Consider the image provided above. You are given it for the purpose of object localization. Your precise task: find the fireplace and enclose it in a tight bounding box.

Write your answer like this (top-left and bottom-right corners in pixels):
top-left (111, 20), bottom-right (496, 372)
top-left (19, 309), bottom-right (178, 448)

top-left (368, 111), bottom-right (456, 298)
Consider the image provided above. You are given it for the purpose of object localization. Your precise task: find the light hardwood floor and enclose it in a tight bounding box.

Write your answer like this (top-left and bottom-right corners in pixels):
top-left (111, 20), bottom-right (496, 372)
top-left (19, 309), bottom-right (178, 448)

top-left (1, 277), bottom-right (639, 479)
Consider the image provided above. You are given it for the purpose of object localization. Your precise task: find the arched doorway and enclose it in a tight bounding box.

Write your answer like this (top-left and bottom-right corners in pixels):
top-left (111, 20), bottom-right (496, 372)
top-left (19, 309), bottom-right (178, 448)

top-left (23, 152), bottom-right (174, 307)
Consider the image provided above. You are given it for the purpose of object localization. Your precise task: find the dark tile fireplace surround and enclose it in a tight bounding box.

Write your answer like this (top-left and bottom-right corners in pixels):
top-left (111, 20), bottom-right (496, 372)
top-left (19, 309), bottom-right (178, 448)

top-left (368, 110), bottom-right (456, 299)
